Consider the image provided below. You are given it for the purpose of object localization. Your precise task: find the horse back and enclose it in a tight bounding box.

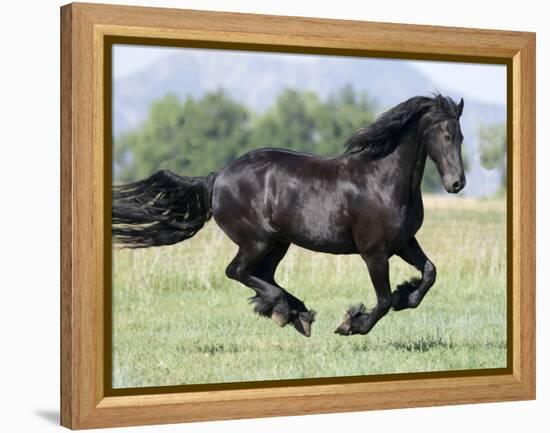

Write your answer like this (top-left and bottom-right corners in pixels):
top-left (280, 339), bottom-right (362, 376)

top-left (212, 148), bottom-right (357, 252)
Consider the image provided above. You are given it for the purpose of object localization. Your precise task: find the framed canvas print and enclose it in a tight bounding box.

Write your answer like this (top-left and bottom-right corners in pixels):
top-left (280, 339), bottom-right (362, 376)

top-left (60, 2), bottom-right (536, 429)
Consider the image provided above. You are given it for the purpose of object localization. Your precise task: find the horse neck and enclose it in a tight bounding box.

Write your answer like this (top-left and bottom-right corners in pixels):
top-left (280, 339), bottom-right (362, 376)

top-left (358, 121), bottom-right (428, 205)
top-left (405, 124), bottom-right (429, 201)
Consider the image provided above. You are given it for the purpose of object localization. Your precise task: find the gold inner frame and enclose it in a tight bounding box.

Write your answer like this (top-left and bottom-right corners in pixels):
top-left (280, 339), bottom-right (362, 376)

top-left (103, 35), bottom-right (513, 397)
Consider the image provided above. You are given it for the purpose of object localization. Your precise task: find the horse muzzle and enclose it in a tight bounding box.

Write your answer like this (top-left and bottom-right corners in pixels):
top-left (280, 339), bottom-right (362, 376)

top-left (445, 177), bottom-right (466, 194)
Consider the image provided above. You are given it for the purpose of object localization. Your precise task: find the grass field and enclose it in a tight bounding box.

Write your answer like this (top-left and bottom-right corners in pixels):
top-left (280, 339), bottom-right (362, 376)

top-left (112, 195), bottom-right (507, 388)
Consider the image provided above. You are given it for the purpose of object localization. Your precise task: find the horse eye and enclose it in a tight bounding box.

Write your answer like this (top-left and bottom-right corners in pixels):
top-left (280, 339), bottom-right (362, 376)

top-left (444, 134), bottom-right (451, 141)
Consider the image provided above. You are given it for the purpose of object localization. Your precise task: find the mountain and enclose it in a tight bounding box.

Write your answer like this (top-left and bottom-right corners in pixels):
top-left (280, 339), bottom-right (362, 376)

top-left (113, 49), bottom-right (506, 196)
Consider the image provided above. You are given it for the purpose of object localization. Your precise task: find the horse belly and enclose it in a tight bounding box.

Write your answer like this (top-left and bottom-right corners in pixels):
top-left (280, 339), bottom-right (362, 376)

top-left (289, 234), bottom-right (357, 254)
top-left (272, 195), bottom-right (357, 254)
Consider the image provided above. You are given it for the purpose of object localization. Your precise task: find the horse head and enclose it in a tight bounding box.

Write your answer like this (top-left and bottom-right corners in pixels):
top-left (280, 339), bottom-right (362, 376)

top-left (423, 95), bottom-right (466, 193)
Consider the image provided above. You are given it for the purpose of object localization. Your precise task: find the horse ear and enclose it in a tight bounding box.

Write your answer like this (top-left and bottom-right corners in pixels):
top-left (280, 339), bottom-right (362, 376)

top-left (457, 98), bottom-right (464, 117)
top-left (436, 94), bottom-right (444, 110)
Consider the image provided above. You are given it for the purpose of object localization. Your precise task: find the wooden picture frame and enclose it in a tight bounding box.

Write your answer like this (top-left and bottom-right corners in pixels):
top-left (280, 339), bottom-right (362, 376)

top-left (60, 2), bottom-right (536, 429)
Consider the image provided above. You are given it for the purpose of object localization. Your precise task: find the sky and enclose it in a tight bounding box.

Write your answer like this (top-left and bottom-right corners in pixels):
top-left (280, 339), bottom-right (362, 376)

top-left (113, 45), bottom-right (506, 106)
top-left (408, 60), bottom-right (506, 106)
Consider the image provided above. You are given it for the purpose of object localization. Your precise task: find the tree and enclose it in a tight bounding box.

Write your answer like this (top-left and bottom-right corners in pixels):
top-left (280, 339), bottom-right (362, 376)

top-left (116, 86), bottom-right (471, 195)
top-left (478, 123), bottom-right (506, 189)
top-left (249, 85), bottom-right (376, 157)
top-left (248, 89), bottom-right (320, 154)
top-left (114, 90), bottom-right (250, 182)
top-left (314, 84), bottom-right (376, 156)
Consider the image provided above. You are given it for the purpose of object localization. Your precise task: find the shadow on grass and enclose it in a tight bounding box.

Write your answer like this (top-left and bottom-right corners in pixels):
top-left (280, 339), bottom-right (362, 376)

top-left (389, 337), bottom-right (455, 353)
top-left (177, 340), bottom-right (289, 355)
top-left (352, 337), bottom-right (506, 353)
top-left (351, 336), bottom-right (454, 353)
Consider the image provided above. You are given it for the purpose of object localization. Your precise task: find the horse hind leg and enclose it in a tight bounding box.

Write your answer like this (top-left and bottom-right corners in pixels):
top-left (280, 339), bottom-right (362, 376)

top-left (250, 242), bottom-right (290, 324)
top-left (225, 242), bottom-right (315, 337)
top-left (254, 242), bottom-right (316, 336)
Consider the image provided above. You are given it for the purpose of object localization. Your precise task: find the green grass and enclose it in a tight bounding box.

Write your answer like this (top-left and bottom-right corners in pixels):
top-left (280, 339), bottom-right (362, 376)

top-left (112, 195), bottom-right (507, 388)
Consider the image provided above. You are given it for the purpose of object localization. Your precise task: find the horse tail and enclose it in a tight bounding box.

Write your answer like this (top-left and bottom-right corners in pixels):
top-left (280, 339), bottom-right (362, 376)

top-left (112, 169), bottom-right (217, 248)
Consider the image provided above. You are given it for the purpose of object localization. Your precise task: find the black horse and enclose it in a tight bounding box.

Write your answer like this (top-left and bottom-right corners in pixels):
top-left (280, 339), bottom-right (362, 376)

top-left (112, 94), bottom-right (465, 337)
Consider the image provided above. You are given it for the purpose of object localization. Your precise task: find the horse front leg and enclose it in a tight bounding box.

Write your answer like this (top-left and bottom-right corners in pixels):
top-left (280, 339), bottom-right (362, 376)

top-left (392, 237), bottom-right (436, 310)
top-left (334, 252), bottom-right (392, 336)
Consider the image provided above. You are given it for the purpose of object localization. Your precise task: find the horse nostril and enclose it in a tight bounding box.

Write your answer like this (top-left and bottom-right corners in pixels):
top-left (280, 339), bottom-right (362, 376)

top-left (452, 181), bottom-right (462, 192)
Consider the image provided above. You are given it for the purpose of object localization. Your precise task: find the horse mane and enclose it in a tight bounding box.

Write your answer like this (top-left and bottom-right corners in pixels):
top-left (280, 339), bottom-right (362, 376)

top-left (343, 93), bottom-right (462, 158)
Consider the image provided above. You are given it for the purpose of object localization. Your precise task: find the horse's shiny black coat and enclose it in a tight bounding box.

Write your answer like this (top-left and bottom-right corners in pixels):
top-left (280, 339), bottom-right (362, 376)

top-left (112, 94), bottom-right (466, 337)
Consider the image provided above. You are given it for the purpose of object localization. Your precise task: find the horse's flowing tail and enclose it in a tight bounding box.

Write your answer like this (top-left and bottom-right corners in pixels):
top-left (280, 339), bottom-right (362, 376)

top-left (112, 169), bottom-right (217, 248)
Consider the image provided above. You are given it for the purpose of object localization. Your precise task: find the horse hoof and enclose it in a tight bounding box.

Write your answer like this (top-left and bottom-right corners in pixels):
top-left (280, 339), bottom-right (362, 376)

top-left (292, 317), bottom-right (312, 337)
top-left (271, 311), bottom-right (288, 327)
top-left (334, 315), bottom-right (351, 335)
